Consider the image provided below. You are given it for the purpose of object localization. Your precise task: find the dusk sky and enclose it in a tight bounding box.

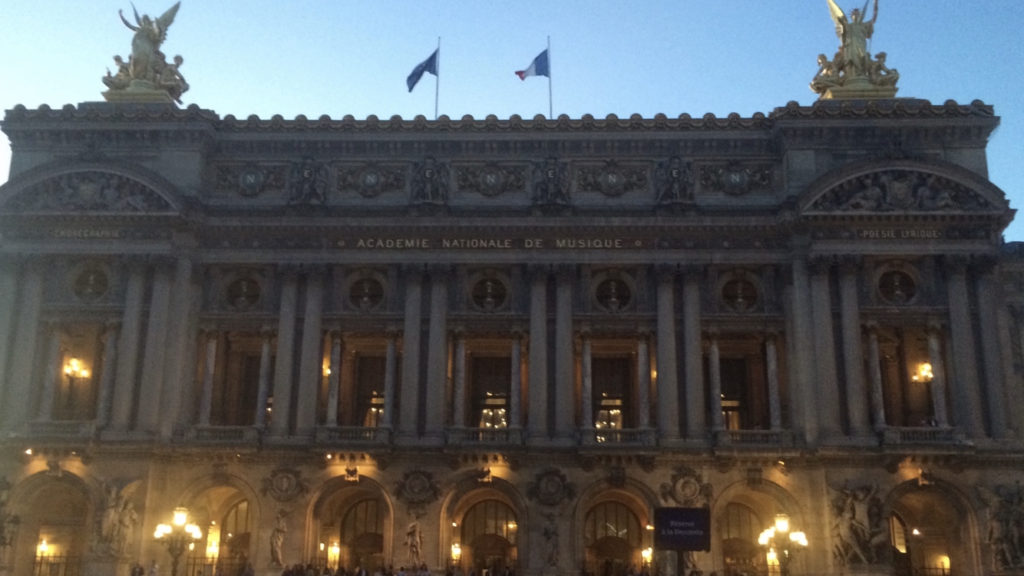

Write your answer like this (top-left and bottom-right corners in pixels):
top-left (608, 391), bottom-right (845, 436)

top-left (3, 1), bottom-right (1023, 239)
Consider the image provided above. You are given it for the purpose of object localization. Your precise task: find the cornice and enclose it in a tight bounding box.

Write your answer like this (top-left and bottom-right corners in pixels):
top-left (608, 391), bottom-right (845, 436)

top-left (5, 99), bottom-right (995, 136)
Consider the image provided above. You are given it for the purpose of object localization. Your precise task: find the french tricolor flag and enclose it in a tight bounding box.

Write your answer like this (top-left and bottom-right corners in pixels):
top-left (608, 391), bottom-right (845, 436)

top-left (515, 49), bottom-right (550, 80)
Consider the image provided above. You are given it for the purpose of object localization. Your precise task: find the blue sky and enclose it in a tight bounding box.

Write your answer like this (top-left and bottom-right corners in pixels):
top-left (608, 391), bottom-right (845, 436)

top-left (3, 1), bottom-right (1023, 239)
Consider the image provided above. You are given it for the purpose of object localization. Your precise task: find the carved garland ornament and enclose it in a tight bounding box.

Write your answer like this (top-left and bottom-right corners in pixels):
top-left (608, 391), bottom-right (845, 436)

top-left (700, 163), bottom-right (772, 196)
top-left (261, 468), bottom-right (309, 503)
top-left (337, 164), bottom-right (406, 198)
top-left (456, 164), bottom-right (526, 197)
top-left (659, 466), bottom-right (712, 507)
top-left (576, 161), bottom-right (647, 197)
top-left (394, 470), bottom-right (440, 512)
top-left (527, 468), bottom-right (576, 507)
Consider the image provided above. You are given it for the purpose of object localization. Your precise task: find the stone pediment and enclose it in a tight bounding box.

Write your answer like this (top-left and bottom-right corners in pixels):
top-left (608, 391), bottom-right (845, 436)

top-left (0, 163), bottom-right (182, 217)
top-left (801, 160), bottom-right (1010, 219)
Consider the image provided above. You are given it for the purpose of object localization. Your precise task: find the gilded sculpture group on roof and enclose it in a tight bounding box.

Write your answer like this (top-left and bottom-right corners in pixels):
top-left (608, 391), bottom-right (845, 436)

top-left (812, 0), bottom-right (900, 99)
top-left (102, 2), bottom-right (188, 104)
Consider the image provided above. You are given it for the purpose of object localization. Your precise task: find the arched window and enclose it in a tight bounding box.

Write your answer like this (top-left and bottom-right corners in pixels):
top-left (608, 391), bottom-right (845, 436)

top-left (584, 501), bottom-right (642, 576)
top-left (720, 503), bottom-right (763, 576)
top-left (340, 499), bottom-right (385, 571)
top-left (461, 499), bottom-right (518, 575)
top-left (215, 499), bottom-right (251, 572)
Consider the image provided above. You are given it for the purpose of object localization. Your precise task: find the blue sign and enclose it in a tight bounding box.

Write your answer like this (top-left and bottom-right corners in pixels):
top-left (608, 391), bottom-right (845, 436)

top-left (653, 507), bottom-right (711, 551)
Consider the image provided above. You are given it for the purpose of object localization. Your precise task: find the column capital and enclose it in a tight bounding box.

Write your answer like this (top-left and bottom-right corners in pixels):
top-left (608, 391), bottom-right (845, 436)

top-left (401, 264), bottom-right (425, 282)
top-left (527, 263), bottom-right (550, 282)
top-left (837, 255), bottom-right (863, 274)
top-left (680, 263), bottom-right (706, 279)
top-left (427, 263), bottom-right (452, 277)
top-left (655, 263), bottom-right (678, 281)
top-left (943, 254), bottom-right (971, 275)
top-left (808, 255), bottom-right (834, 275)
top-left (554, 264), bottom-right (576, 281)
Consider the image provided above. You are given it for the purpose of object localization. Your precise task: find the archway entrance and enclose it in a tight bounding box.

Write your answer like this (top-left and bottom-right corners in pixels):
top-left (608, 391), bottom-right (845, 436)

top-left (15, 476), bottom-right (90, 576)
top-left (184, 485), bottom-right (253, 576)
top-left (315, 484), bottom-right (389, 573)
top-left (887, 484), bottom-right (970, 576)
top-left (584, 501), bottom-right (643, 576)
top-left (461, 499), bottom-right (518, 576)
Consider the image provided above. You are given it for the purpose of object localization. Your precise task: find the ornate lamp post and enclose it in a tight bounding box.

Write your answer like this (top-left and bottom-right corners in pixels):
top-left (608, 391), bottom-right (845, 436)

top-left (757, 514), bottom-right (808, 576)
top-left (154, 507), bottom-right (202, 576)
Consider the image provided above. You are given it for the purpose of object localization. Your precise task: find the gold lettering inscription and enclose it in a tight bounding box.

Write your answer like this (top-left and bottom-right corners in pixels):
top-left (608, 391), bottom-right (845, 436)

top-left (356, 238), bottom-right (432, 249)
top-left (858, 229), bottom-right (941, 240)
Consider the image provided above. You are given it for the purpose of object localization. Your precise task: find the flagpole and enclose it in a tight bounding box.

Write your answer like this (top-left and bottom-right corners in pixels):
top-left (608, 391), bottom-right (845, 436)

top-left (434, 37), bottom-right (441, 120)
top-left (546, 36), bottom-right (553, 119)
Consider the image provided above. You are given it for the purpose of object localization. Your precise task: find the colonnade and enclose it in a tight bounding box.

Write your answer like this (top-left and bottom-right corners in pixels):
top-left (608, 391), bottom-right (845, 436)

top-left (0, 254), bottom-right (1016, 444)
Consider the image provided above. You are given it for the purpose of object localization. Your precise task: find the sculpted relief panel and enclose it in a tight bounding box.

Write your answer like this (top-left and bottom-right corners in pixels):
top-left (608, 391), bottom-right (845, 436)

top-left (809, 169), bottom-right (994, 213)
top-left (2, 171), bottom-right (173, 213)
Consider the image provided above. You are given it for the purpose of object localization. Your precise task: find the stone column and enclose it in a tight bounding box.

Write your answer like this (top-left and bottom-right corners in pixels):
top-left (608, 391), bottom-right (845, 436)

top-left (137, 263), bottom-right (173, 433)
top-left (926, 323), bottom-right (950, 427)
top-left (296, 271), bottom-right (325, 436)
top-left (553, 266), bottom-right (575, 440)
top-left (325, 329), bottom-right (342, 427)
top-left (945, 257), bottom-right (984, 437)
top-left (0, 258), bottom-right (21, 403)
top-left (789, 256), bottom-right (818, 445)
top-left (636, 331), bottom-right (651, 430)
top-left (383, 330), bottom-right (398, 430)
top-left (270, 270), bottom-right (299, 436)
top-left (159, 255), bottom-right (196, 439)
top-left (254, 326), bottom-right (274, 428)
top-left (655, 265), bottom-right (680, 441)
top-left (453, 331), bottom-right (467, 428)
top-left (424, 267), bottom-right (449, 442)
top-left (765, 332), bottom-right (782, 430)
top-left (707, 331), bottom-right (724, 433)
top-left (809, 257), bottom-right (841, 437)
top-left (109, 262), bottom-right (145, 432)
top-left (95, 322), bottom-right (120, 428)
top-left (865, 323), bottom-right (887, 431)
top-left (975, 260), bottom-right (1009, 438)
top-left (527, 266), bottom-right (549, 441)
top-left (509, 332), bottom-right (523, 431)
top-left (37, 324), bottom-right (63, 421)
top-left (682, 266), bottom-right (705, 439)
top-left (838, 258), bottom-right (870, 436)
top-left (581, 330), bottom-right (593, 430)
top-left (399, 266), bottom-right (423, 440)
top-left (198, 329), bottom-right (218, 426)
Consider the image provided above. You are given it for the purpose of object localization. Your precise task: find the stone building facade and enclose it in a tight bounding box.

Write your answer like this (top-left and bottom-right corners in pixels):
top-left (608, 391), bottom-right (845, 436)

top-left (0, 98), bottom-right (1022, 576)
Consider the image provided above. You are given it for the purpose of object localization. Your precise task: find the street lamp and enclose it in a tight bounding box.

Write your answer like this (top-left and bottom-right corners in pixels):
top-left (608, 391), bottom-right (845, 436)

top-left (757, 514), bottom-right (808, 576)
top-left (154, 507), bottom-right (203, 576)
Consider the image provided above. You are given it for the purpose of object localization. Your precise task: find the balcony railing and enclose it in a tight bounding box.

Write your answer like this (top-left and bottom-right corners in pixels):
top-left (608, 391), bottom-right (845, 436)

top-left (881, 426), bottom-right (960, 446)
top-left (34, 555), bottom-right (80, 576)
top-left (26, 420), bottom-right (96, 440)
top-left (446, 427), bottom-right (524, 445)
top-left (315, 426), bottom-right (391, 444)
top-left (580, 428), bottom-right (656, 446)
top-left (723, 429), bottom-right (792, 446)
top-left (186, 425), bottom-right (261, 444)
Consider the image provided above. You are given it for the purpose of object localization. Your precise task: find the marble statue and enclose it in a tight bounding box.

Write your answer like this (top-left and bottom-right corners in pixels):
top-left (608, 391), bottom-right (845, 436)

top-left (103, 2), bottom-right (188, 103)
top-left (812, 0), bottom-right (898, 99)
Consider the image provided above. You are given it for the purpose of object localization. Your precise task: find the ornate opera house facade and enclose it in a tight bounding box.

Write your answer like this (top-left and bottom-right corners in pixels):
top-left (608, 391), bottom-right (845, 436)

top-left (2, 91), bottom-right (1024, 576)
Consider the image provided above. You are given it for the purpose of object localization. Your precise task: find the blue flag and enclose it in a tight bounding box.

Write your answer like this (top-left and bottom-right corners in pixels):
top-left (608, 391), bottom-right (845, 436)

top-left (407, 49), bottom-right (439, 92)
